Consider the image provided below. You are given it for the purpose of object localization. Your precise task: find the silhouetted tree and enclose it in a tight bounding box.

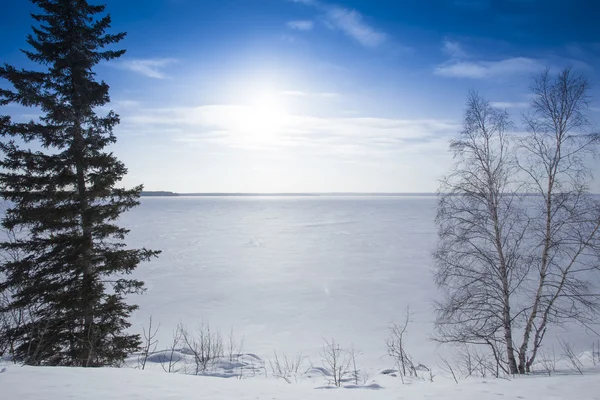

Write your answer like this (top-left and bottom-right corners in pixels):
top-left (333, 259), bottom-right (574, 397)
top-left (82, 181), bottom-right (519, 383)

top-left (0, 0), bottom-right (160, 366)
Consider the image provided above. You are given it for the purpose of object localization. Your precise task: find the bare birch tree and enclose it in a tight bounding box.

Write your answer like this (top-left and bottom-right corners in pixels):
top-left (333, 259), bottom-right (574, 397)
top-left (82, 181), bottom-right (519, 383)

top-left (434, 91), bottom-right (526, 375)
top-left (435, 68), bottom-right (600, 375)
top-left (515, 68), bottom-right (600, 373)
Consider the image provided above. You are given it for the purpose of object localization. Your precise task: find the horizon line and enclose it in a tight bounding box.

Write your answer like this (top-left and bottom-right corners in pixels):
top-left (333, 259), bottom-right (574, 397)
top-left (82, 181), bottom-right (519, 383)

top-left (140, 191), bottom-right (438, 197)
top-left (140, 191), bottom-right (600, 197)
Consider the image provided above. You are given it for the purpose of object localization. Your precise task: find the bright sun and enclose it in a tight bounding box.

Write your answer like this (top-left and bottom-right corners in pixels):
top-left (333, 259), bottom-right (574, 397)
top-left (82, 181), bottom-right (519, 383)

top-left (232, 89), bottom-right (290, 144)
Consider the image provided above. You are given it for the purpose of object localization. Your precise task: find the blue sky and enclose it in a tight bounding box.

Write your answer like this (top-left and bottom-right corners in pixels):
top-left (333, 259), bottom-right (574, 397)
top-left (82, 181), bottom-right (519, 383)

top-left (1, 0), bottom-right (599, 192)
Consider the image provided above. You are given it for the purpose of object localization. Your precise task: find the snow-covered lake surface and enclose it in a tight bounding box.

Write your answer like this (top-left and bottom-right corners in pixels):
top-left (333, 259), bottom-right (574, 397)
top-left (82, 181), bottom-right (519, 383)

top-left (121, 196), bottom-right (589, 369)
top-left (4, 195), bottom-right (600, 400)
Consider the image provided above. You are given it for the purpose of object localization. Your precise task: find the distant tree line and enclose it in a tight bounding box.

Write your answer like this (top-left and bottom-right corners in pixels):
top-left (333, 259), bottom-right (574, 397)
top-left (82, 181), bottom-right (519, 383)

top-left (141, 191), bottom-right (179, 197)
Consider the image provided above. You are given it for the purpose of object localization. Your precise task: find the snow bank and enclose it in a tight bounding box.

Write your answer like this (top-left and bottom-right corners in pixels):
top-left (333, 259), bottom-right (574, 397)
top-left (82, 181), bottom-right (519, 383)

top-left (2, 363), bottom-right (600, 400)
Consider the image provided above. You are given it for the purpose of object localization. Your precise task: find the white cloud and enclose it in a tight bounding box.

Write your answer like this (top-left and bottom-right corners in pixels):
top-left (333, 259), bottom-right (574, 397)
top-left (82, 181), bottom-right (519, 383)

top-left (289, 0), bottom-right (387, 48)
top-left (281, 90), bottom-right (338, 98)
top-left (114, 100), bottom-right (141, 108)
top-left (289, 0), bottom-right (317, 4)
top-left (435, 57), bottom-right (542, 79)
top-left (490, 101), bottom-right (529, 108)
top-left (117, 58), bottom-right (178, 79)
top-left (119, 103), bottom-right (458, 157)
top-left (324, 7), bottom-right (386, 48)
top-left (442, 39), bottom-right (467, 58)
top-left (287, 20), bottom-right (314, 31)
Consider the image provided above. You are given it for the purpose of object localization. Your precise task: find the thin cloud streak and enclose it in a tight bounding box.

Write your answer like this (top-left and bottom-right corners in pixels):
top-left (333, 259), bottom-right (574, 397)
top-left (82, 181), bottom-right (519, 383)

top-left (490, 101), bottom-right (530, 108)
top-left (287, 20), bottom-right (314, 31)
top-left (117, 58), bottom-right (178, 79)
top-left (435, 57), bottom-right (542, 78)
top-left (281, 90), bottom-right (339, 98)
top-left (289, 0), bottom-right (387, 48)
top-left (324, 7), bottom-right (387, 48)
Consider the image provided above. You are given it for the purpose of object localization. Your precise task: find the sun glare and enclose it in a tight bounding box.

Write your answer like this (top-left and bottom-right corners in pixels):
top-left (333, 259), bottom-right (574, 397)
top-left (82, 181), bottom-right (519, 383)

top-left (230, 87), bottom-right (290, 145)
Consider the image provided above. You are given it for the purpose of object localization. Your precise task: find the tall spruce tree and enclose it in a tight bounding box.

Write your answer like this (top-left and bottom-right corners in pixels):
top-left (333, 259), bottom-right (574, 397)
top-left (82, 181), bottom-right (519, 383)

top-left (0, 0), bottom-right (160, 366)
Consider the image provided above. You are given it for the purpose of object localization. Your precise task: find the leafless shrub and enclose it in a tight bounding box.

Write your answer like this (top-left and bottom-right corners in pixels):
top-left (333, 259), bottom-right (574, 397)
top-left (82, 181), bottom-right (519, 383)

top-left (139, 316), bottom-right (160, 370)
top-left (347, 344), bottom-right (362, 385)
top-left (473, 350), bottom-right (495, 378)
top-left (361, 371), bottom-right (370, 385)
top-left (161, 325), bottom-right (184, 373)
top-left (225, 328), bottom-right (245, 378)
top-left (321, 338), bottom-right (350, 387)
top-left (592, 341), bottom-right (600, 366)
top-left (456, 346), bottom-right (475, 378)
top-left (437, 356), bottom-right (459, 384)
top-left (226, 328), bottom-right (244, 363)
top-left (559, 338), bottom-right (583, 375)
top-left (180, 322), bottom-right (223, 374)
top-left (268, 351), bottom-right (306, 383)
top-left (537, 347), bottom-right (557, 376)
top-left (386, 307), bottom-right (417, 380)
top-left (455, 345), bottom-right (506, 379)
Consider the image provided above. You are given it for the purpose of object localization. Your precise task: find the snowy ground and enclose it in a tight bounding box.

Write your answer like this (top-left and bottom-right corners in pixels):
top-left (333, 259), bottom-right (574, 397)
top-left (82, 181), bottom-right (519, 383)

top-left (2, 361), bottom-right (600, 400)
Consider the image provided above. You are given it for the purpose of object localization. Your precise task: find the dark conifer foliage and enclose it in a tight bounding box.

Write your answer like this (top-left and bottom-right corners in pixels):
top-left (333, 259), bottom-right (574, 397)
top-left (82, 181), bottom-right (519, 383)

top-left (0, 0), bottom-right (160, 366)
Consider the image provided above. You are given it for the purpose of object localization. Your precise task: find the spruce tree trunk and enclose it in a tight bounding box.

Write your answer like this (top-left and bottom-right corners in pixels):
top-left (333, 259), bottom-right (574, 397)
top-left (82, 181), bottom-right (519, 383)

top-left (74, 125), bottom-right (94, 367)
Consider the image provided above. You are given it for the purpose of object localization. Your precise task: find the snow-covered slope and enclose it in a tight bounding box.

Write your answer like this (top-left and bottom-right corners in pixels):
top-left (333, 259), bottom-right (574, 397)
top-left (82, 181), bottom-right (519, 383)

top-left (2, 363), bottom-right (600, 400)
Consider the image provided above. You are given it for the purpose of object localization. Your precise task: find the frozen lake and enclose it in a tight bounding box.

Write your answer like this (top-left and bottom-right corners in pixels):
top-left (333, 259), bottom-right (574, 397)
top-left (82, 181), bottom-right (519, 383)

top-left (121, 196), bottom-right (587, 369)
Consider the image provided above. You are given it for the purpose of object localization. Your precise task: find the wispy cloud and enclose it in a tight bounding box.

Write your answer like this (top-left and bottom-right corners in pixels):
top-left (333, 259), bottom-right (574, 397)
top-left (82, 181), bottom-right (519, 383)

top-left (490, 101), bottom-right (529, 108)
top-left (324, 7), bottom-right (387, 48)
top-left (287, 20), bottom-right (314, 31)
top-left (289, 0), bottom-right (387, 48)
top-left (113, 99), bottom-right (141, 108)
top-left (119, 103), bottom-right (457, 157)
top-left (442, 39), bottom-right (467, 59)
top-left (117, 58), bottom-right (178, 79)
top-left (435, 57), bottom-right (542, 79)
top-left (281, 90), bottom-right (338, 98)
